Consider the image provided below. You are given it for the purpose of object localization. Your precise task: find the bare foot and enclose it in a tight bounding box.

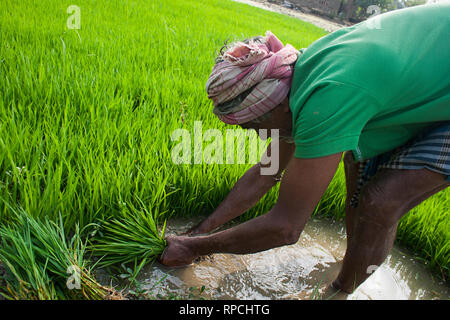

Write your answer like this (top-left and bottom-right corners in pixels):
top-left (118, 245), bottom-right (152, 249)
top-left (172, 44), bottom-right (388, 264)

top-left (320, 283), bottom-right (349, 300)
top-left (158, 235), bottom-right (199, 267)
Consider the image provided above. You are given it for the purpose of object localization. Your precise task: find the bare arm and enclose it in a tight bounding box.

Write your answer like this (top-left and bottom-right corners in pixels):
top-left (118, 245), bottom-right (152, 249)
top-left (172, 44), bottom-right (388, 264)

top-left (160, 153), bottom-right (343, 266)
top-left (187, 138), bottom-right (295, 235)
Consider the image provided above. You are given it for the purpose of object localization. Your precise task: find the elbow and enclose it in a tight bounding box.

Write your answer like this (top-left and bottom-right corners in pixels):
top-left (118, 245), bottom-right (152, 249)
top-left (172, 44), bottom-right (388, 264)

top-left (267, 207), bottom-right (304, 246)
top-left (270, 217), bottom-right (302, 246)
top-left (258, 170), bottom-right (282, 189)
top-left (282, 228), bottom-right (302, 246)
top-left (246, 164), bottom-right (279, 189)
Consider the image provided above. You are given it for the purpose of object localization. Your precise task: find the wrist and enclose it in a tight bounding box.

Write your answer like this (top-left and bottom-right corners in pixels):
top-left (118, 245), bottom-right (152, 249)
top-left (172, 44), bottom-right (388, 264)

top-left (194, 218), bottom-right (215, 234)
top-left (186, 235), bottom-right (210, 257)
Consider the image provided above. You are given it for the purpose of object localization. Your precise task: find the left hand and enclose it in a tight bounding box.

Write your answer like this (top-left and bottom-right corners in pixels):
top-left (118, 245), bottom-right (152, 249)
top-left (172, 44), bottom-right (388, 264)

top-left (179, 221), bottom-right (208, 236)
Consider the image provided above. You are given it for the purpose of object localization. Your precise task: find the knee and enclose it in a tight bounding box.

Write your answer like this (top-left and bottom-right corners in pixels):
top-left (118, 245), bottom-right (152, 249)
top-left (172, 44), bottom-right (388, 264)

top-left (358, 182), bottom-right (403, 229)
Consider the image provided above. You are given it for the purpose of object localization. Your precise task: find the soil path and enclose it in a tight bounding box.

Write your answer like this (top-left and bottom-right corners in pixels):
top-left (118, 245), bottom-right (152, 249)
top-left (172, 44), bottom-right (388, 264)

top-left (231, 0), bottom-right (348, 32)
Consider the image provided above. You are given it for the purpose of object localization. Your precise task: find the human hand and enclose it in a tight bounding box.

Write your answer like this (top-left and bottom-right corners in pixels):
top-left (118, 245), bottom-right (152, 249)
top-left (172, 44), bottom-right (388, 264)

top-left (180, 220), bottom-right (210, 236)
top-left (158, 235), bottom-right (198, 267)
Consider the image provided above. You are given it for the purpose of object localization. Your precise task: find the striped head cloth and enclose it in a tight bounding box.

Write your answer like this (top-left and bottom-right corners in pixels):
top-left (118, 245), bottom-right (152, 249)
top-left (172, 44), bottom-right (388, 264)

top-left (205, 31), bottom-right (300, 125)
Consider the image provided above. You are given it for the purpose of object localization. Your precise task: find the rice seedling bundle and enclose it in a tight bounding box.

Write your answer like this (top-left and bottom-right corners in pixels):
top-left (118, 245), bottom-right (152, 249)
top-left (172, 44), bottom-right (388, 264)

top-left (90, 199), bottom-right (167, 269)
top-left (0, 208), bottom-right (122, 299)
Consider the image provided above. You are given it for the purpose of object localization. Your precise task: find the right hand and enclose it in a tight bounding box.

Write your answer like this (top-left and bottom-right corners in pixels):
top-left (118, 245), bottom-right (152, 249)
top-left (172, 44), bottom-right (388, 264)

top-left (158, 235), bottom-right (198, 267)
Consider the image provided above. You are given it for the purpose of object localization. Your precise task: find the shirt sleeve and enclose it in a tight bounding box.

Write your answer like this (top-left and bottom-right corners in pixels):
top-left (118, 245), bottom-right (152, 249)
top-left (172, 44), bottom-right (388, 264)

top-left (292, 82), bottom-right (380, 158)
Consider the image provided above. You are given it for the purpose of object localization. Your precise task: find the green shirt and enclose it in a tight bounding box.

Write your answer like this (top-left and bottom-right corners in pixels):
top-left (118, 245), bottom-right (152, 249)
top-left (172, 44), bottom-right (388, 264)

top-left (289, 4), bottom-right (450, 161)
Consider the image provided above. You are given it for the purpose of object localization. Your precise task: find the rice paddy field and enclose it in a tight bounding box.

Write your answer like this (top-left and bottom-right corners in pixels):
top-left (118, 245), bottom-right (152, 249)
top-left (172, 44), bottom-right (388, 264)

top-left (0, 0), bottom-right (448, 299)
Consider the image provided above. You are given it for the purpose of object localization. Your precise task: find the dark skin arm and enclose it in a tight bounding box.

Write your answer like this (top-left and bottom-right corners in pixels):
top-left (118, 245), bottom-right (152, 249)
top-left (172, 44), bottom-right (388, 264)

top-left (160, 152), bottom-right (342, 267)
top-left (185, 138), bottom-right (295, 235)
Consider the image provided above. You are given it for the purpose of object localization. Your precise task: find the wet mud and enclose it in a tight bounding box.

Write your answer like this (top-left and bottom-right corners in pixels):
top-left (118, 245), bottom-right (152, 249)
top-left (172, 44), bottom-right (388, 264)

top-left (137, 216), bottom-right (449, 300)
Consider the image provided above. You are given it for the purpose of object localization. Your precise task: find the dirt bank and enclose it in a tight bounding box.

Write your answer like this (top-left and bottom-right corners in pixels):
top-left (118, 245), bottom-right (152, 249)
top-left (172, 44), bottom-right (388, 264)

top-left (231, 0), bottom-right (348, 32)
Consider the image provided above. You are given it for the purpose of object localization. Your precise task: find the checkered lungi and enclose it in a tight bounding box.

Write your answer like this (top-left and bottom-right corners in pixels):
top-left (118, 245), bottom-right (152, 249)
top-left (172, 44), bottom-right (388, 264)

top-left (350, 121), bottom-right (450, 208)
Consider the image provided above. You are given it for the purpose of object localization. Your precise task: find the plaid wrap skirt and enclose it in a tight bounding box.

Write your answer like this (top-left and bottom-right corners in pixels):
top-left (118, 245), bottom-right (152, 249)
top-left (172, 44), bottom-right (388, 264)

top-left (350, 121), bottom-right (450, 208)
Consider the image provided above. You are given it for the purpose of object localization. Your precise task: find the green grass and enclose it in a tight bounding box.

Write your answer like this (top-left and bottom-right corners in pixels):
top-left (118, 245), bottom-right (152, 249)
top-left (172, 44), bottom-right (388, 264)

top-left (0, 0), bottom-right (448, 298)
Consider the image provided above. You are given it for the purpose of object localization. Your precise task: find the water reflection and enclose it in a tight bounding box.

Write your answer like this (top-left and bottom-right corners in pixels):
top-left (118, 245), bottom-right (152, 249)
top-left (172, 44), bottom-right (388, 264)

top-left (137, 216), bottom-right (449, 300)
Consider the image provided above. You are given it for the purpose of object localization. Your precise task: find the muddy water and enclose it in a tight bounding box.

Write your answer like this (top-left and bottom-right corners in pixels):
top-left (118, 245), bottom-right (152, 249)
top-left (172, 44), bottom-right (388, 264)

top-left (137, 216), bottom-right (449, 300)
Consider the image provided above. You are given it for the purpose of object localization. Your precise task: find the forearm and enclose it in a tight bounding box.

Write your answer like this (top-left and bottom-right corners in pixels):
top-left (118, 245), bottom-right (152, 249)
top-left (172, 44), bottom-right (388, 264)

top-left (159, 154), bottom-right (343, 268)
top-left (187, 207), bottom-right (302, 256)
top-left (160, 205), bottom-right (304, 267)
top-left (195, 163), bottom-right (279, 234)
top-left (193, 154), bottom-right (342, 255)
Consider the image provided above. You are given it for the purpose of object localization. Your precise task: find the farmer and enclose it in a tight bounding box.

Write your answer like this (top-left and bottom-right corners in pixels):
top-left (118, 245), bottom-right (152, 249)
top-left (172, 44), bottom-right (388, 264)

top-left (160, 4), bottom-right (450, 294)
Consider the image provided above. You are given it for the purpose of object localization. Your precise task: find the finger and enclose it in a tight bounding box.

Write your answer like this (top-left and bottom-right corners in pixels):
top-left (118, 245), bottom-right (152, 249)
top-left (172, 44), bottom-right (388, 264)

top-left (158, 236), bottom-right (174, 264)
top-left (157, 247), bottom-right (167, 264)
top-left (178, 229), bottom-right (193, 236)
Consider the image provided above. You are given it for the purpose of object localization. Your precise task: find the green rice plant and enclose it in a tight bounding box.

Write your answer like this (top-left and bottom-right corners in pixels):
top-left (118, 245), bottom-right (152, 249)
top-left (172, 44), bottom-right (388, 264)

top-left (89, 199), bottom-right (167, 271)
top-left (0, 207), bottom-right (122, 300)
top-left (396, 190), bottom-right (450, 279)
top-left (0, 221), bottom-right (58, 299)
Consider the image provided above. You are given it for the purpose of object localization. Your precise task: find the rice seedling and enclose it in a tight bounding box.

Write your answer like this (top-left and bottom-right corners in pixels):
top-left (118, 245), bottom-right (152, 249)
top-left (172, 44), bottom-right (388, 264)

top-left (0, 207), bottom-right (122, 300)
top-left (89, 198), bottom-right (167, 271)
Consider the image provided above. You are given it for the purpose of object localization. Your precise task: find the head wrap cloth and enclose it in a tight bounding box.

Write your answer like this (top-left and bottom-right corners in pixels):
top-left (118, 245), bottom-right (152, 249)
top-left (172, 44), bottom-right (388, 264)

top-left (205, 31), bottom-right (299, 125)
